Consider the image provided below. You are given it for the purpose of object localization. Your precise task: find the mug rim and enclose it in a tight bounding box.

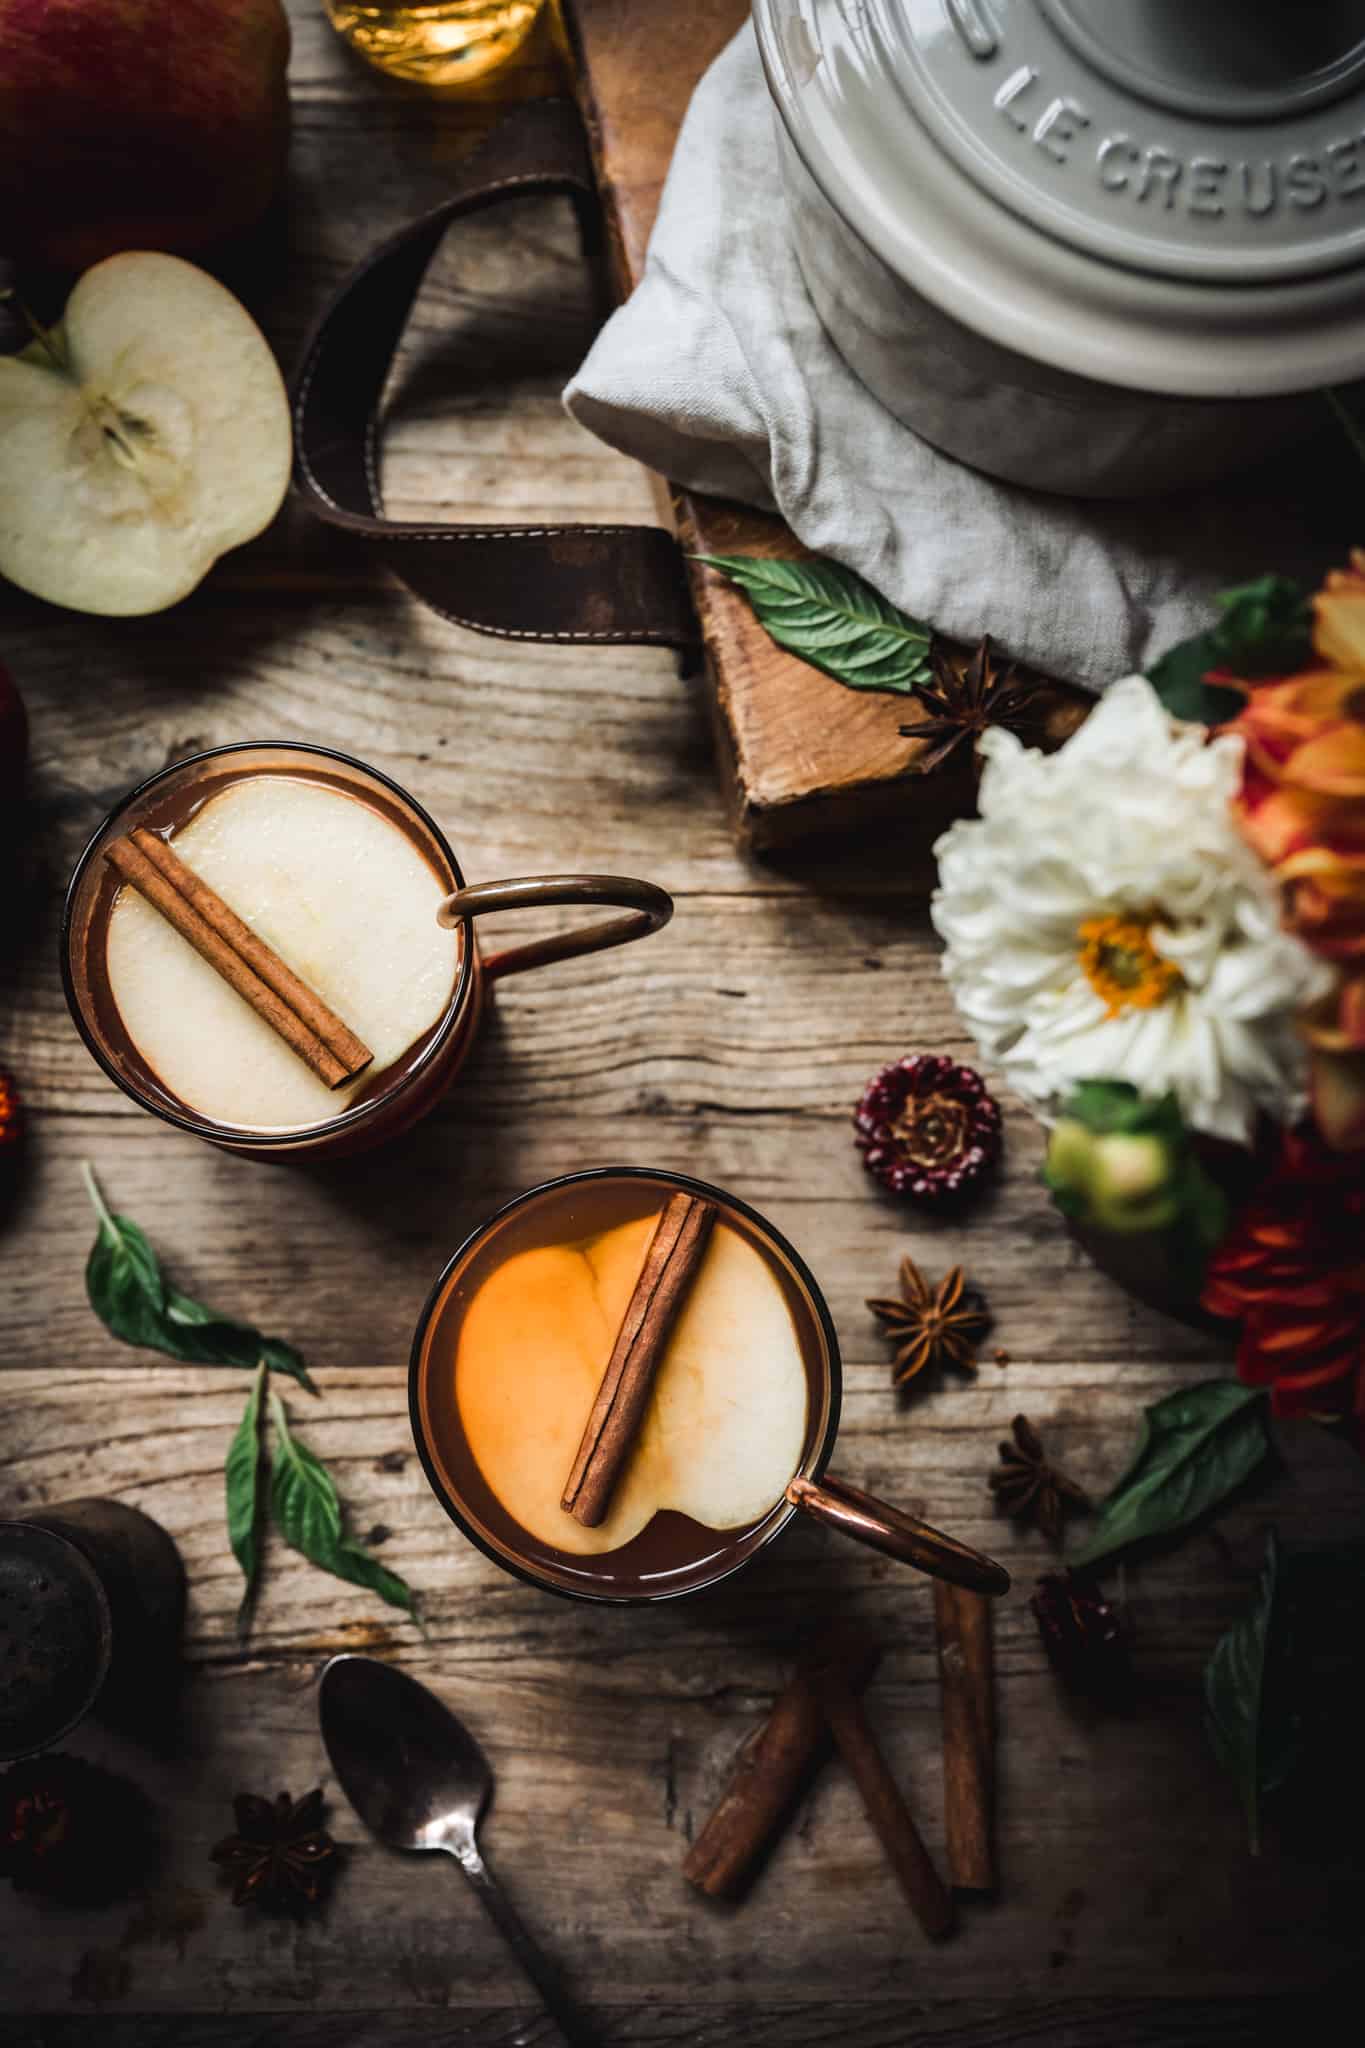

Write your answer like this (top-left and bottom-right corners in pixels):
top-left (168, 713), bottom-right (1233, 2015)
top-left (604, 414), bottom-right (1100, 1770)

top-left (408, 1165), bottom-right (844, 1607)
top-left (60, 740), bottom-right (477, 1149)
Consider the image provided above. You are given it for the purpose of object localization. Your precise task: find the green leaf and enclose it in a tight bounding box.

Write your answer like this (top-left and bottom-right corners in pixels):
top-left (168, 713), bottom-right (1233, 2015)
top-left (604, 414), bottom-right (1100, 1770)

top-left (1205, 1531), bottom-right (1298, 1853)
top-left (82, 1164), bottom-right (317, 1394)
top-left (695, 555), bottom-right (933, 694)
top-left (1070, 1381), bottom-right (1271, 1571)
top-left (226, 1363), bottom-right (268, 1636)
top-left (1060, 1080), bottom-right (1182, 1140)
top-left (267, 1389), bottom-right (415, 1616)
top-left (1148, 574), bottom-right (1312, 726)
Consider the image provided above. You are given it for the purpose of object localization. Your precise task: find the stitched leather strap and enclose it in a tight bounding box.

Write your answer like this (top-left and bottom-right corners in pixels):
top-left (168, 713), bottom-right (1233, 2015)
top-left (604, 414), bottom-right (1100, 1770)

top-left (292, 97), bottom-right (698, 649)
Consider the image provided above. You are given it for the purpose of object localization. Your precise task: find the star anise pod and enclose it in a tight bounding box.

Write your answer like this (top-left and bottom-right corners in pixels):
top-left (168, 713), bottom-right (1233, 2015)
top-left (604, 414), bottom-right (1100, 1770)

top-left (867, 1257), bottom-right (991, 1387)
top-left (989, 1414), bottom-right (1091, 1544)
top-left (211, 1789), bottom-right (339, 1914)
top-left (899, 635), bottom-right (1047, 773)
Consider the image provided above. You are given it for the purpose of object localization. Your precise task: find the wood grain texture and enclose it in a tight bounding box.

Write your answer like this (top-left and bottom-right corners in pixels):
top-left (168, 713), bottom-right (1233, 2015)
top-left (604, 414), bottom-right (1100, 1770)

top-left (565, 0), bottom-right (1090, 848)
top-left (1, 0), bottom-right (1362, 2037)
top-left (13, 1994), bottom-right (1352, 2048)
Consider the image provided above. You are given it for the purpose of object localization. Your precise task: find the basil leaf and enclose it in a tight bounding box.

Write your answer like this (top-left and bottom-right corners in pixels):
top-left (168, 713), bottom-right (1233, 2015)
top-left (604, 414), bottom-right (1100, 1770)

top-left (82, 1165), bottom-right (317, 1394)
top-left (695, 554), bottom-right (933, 694)
top-left (226, 1363), bottom-right (267, 1636)
top-left (83, 1189), bottom-right (169, 1348)
top-left (1148, 574), bottom-right (1311, 726)
top-left (267, 1389), bottom-right (414, 1616)
top-left (1069, 1381), bottom-right (1271, 1571)
top-left (1205, 1531), bottom-right (1298, 1854)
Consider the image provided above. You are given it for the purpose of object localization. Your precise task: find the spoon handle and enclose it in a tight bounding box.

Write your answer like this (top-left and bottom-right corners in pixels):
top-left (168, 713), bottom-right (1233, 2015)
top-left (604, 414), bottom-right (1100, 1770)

top-left (450, 1838), bottom-right (597, 2048)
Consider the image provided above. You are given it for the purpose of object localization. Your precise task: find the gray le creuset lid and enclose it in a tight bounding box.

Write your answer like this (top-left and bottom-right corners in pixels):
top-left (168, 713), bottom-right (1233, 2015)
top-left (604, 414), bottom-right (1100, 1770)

top-left (756, 0), bottom-right (1365, 397)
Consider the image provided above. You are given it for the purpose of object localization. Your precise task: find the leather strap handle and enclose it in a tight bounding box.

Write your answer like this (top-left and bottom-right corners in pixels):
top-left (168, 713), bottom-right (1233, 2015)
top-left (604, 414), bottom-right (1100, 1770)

top-left (437, 872), bottom-right (673, 982)
top-left (787, 1473), bottom-right (1010, 1596)
top-left (291, 96), bottom-right (698, 650)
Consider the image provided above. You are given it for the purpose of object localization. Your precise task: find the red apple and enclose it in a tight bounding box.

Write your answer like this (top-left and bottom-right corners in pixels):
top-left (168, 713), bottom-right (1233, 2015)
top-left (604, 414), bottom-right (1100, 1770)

top-left (0, 660), bottom-right (27, 807)
top-left (0, 0), bottom-right (291, 271)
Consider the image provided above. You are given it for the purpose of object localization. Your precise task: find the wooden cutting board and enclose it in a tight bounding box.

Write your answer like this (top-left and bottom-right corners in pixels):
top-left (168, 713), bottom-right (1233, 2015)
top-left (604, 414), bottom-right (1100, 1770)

top-left (562, 0), bottom-right (1085, 851)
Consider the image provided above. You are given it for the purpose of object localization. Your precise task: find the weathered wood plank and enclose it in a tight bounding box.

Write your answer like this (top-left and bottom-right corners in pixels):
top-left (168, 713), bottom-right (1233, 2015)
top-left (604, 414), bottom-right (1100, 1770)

top-left (3, 1369), bottom-right (1360, 1661)
top-left (8, 1995), bottom-right (1327, 2047)
top-left (0, 1372), bottom-right (1359, 2014)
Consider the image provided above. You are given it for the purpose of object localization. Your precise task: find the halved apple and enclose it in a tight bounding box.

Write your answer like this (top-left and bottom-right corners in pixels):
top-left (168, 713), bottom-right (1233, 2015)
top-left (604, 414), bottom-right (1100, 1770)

top-left (0, 253), bottom-right (291, 616)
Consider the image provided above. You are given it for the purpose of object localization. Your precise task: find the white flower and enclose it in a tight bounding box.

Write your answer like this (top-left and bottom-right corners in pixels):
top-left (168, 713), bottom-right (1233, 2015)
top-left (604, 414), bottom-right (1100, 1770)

top-left (930, 675), bottom-right (1332, 1144)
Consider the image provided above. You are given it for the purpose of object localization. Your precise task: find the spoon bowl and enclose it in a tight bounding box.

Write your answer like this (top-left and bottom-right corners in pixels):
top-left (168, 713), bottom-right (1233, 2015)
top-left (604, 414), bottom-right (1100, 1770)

top-left (319, 1651), bottom-right (490, 1858)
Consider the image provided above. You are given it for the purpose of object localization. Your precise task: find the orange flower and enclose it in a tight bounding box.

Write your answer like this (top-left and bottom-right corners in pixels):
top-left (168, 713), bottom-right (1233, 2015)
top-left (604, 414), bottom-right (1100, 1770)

top-left (1227, 553), bottom-right (1365, 1148)
top-left (1300, 980), bottom-right (1365, 1151)
top-left (1312, 549), bottom-right (1365, 671)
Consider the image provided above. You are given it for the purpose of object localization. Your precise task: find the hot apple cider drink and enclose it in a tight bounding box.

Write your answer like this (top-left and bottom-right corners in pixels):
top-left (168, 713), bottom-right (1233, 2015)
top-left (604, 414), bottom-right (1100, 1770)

top-left (65, 745), bottom-right (673, 1160)
top-left (411, 1170), bottom-right (1011, 1604)
top-left (412, 1172), bottom-right (828, 1600)
top-left (64, 745), bottom-right (473, 1159)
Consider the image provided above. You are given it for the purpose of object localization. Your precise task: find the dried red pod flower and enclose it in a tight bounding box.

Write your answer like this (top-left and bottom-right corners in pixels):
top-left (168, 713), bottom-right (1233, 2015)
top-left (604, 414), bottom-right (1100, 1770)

top-left (0, 1070), bottom-right (24, 1156)
top-left (1030, 1572), bottom-right (1132, 1704)
top-left (854, 1054), bottom-right (1002, 1203)
top-left (0, 1752), bottom-right (154, 1904)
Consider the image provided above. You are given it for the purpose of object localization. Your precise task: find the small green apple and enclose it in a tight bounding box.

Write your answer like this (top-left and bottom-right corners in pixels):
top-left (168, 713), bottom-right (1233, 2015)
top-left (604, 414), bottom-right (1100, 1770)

top-left (0, 253), bottom-right (291, 616)
top-left (1045, 1118), bottom-right (1180, 1234)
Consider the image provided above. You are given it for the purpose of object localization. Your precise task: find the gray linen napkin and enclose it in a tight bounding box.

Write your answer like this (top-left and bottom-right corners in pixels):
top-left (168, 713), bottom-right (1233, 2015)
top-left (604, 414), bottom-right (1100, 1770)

top-left (565, 24), bottom-right (1349, 687)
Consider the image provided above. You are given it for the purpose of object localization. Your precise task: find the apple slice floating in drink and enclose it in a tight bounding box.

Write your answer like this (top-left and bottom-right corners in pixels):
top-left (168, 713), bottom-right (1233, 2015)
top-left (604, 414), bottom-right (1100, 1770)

top-left (456, 1214), bottom-right (811, 1556)
top-left (0, 253), bottom-right (290, 616)
top-left (105, 775), bottom-right (460, 1132)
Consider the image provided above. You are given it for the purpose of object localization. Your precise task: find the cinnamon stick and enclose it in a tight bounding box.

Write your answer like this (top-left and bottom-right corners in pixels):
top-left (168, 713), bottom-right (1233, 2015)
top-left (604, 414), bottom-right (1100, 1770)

top-left (561, 1190), bottom-right (717, 1526)
top-left (682, 1625), bottom-right (880, 1900)
top-left (104, 830), bottom-right (372, 1090)
top-left (812, 1668), bottom-right (955, 1939)
top-left (933, 1580), bottom-right (996, 1892)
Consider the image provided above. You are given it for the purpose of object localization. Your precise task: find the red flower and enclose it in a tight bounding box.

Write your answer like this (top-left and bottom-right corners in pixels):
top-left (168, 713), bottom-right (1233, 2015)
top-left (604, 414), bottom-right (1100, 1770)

top-left (1201, 1130), bottom-right (1365, 1448)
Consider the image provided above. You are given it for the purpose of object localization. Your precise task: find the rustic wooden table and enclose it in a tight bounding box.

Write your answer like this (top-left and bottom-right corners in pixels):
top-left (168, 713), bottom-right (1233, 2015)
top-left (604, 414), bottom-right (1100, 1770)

top-left (3, 7), bottom-right (1363, 2043)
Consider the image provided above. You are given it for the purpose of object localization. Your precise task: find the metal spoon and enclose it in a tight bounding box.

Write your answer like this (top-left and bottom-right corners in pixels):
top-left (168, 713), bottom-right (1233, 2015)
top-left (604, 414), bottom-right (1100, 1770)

top-left (318, 1654), bottom-right (596, 2048)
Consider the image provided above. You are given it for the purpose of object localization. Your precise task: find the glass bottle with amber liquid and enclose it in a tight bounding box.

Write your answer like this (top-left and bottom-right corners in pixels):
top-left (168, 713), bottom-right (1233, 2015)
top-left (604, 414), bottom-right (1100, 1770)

top-left (323, 0), bottom-right (559, 93)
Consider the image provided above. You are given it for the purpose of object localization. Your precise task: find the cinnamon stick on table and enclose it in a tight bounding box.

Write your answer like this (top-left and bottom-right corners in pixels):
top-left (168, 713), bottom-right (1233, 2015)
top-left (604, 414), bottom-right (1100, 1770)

top-left (812, 1666), bottom-right (955, 1940)
top-left (104, 828), bottom-right (372, 1090)
top-left (933, 1580), bottom-right (996, 1892)
top-left (561, 1190), bottom-right (717, 1527)
top-left (683, 1625), bottom-right (880, 1901)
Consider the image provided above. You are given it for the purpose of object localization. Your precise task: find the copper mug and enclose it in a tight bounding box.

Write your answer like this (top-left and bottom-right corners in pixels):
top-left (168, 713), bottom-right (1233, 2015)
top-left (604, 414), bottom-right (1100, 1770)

top-left (62, 743), bottom-right (671, 1160)
top-left (410, 1167), bottom-right (1010, 1604)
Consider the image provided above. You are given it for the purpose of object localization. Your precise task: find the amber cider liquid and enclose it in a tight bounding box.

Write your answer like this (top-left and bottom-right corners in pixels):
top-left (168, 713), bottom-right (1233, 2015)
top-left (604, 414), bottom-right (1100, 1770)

top-left (67, 753), bottom-right (466, 1151)
top-left (323, 0), bottom-right (552, 90)
top-left (414, 1173), bottom-right (832, 1602)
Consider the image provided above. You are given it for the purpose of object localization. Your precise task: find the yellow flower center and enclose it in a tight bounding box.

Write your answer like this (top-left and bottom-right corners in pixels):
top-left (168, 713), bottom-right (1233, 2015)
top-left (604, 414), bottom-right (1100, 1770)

top-left (1076, 914), bottom-right (1183, 1017)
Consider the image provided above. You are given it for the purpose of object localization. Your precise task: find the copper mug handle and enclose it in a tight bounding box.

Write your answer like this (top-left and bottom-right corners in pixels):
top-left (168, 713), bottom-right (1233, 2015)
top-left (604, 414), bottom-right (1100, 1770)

top-left (787, 1473), bottom-right (1010, 1596)
top-left (437, 875), bottom-right (673, 982)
